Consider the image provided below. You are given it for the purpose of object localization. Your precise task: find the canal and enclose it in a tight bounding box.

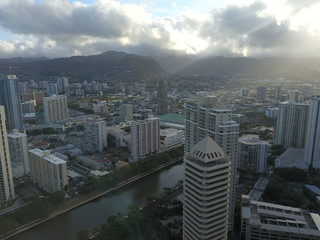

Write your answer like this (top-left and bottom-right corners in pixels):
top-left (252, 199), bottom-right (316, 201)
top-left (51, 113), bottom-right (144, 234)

top-left (9, 162), bottom-right (184, 240)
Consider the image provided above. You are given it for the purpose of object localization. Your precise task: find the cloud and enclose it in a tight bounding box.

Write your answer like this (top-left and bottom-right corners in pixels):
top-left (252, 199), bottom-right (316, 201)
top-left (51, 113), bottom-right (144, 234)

top-left (0, 0), bottom-right (319, 58)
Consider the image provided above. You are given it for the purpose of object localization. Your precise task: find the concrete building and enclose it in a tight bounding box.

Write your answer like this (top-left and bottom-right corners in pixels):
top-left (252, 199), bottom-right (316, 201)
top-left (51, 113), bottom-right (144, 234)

top-left (275, 100), bottom-right (309, 149)
top-left (57, 77), bottom-right (68, 94)
top-left (131, 117), bottom-right (160, 161)
top-left (93, 101), bottom-right (109, 115)
top-left (290, 90), bottom-right (300, 102)
top-left (238, 135), bottom-right (268, 173)
top-left (0, 74), bottom-right (23, 130)
top-left (106, 124), bottom-right (131, 148)
top-left (305, 96), bottom-right (320, 169)
top-left (22, 92), bottom-right (45, 105)
top-left (21, 100), bottom-right (36, 114)
top-left (256, 86), bottom-right (267, 102)
top-left (160, 128), bottom-right (184, 150)
top-left (7, 129), bottom-right (30, 178)
top-left (0, 106), bottom-right (15, 205)
top-left (47, 83), bottom-right (58, 96)
top-left (239, 88), bottom-right (249, 97)
top-left (157, 79), bottom-right (168, 115)
top-left (185, 95), bottom-right (239, 231)
top-left (265, 108), bottom-right (279, 118)
top-left (43, 95), bottom-right (68, 123)
top-left (302, 85), bottom-right (311, 100)
top-left (119, 104), bottom-right (133, 122)
top-left (241, 195), bottom-right (320, 240)
top-left (274, 86), bottom-right (281, 100)
top-left (275, 148), bottom-right (308, 170)
top-left (84, 120), bottom-right (107, 152)
top-left (183, 136), bottom-right (230, 240)
top-left (28, 149), bottom-right (68, 193)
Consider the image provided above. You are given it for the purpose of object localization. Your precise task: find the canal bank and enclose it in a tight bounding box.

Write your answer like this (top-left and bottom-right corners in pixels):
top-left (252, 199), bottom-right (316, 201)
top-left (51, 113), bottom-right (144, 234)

top-left (6, 159), bottom-right (184, 240)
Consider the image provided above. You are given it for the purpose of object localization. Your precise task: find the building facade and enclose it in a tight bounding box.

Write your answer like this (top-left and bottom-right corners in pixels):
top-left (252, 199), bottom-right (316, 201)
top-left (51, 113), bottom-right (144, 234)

top-left (183, 136), bottom-right (230, 240)
top-left (84, 120), bottom-right (107, 152)
top-left (256, 86), bottom-right (267, 102)
top-left (160, 128), bottom-right (184, 150)
top-left (157, 79), bottom-right (168, 115)
top-left (131, 117), bottom-right (160, 161)
top-left (304, 96), bottom-right (320, 169)
top-left (119, 104), bottom-right (133, 122)
top-left (275, 100), bottom-right (309, 149)
top-left (28, 149), bottom-right (68, 193)
top-left (274, 86), bottom-right (281, 100)
top-left (0, 75), bottom-right (23, 130)
top-left (238, 135), bottom-right (268, 173)
top-left (241, 195), bottom-right (320, 240)
top-left (0, 106), bottom-right (15, 205)
top-left (185, 95), bottom-right (239, 231)
top-left (7, 129), bottom-right (30, 178)
top-left (43, 95), bottom-right (68, 123)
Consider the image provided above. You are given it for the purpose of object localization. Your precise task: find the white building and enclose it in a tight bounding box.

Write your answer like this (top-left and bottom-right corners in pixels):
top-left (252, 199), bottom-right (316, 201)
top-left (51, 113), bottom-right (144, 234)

top-left (43, 95), bottom-right (68, 123)
top-left (0, 106), bottom-right (15, 205)
top-left (239, 88), bottom-right (249, 97)
top-left (265, 108), bottom-right (279, 118)
top-left (290, 90), bottom-right (300, 102)
top-left (7, 129), bottom-right (30, 178)
top-left (183, 136), bottom-right (230, 240)
top-left (84, 120), bottom-right (107, 152)
top-left (131, 117), bottom-right (160, 161)
top-left (119, 104), bottom-right (133, 122)
top-left (185, 95), bottom-right (239, 231)
top-left (57, 77), bottom-right (68, 94)
top-left (47, 83), bottom-right (58, 96)
top-left (28, 149), bottom-right (68, 193)
top-left (160, 128), bottom-right (184, 150)
top-left (93, 101), bottom-right (109, 114)
top-left (305, 96), bottom-right (320, 169)
top-left (276, 100), bottom-right (309, 149)
top-left (106, 124), bottom-right (131, 148)
top-left (274, 86), bottom-right (281, 100)
top-left (238, 135), bottom-right (268, 173)
top-left (241, 195), bottom-right (320, 240)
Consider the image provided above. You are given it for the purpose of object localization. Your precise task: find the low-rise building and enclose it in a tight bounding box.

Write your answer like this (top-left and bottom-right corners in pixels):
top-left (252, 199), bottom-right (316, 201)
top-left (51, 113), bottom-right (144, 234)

top-left (160, 128), bottom-right (184, 150)
top-left (241, 195), bottom-right (320, 240)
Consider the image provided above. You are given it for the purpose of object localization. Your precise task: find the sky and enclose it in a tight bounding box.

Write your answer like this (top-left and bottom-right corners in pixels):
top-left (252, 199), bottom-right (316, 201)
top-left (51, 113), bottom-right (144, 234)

top-left (0, 0), bottom-right (320, 58)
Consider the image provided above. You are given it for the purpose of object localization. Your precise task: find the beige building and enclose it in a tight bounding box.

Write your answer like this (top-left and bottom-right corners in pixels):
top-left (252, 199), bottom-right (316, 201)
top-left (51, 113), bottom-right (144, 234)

top-left (29, 149), bottom-right (68, 193)
top-left (0, 106), bottom-right (15, 205)
top-left (183, 136), bottom-right (230, 240)
top-left (43, 95), bottom-right (68, 123)
top-left (185, 95), bottom-right (239, 231)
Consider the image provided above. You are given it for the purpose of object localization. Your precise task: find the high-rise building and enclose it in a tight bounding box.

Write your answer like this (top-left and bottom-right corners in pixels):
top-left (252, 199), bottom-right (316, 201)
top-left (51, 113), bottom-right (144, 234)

top-left (275, 100), bottom-right (309, 149)
top-left (131, 117), bottom-right (160, 162)
top-left (0, 106), bottom-right (15, 205)
top-left (47, 83), bottom-right (58, 96)
top-left (304, 96), bottom-right (320, 169)
top-left (28, 149), bottom-right (68, 193)
top-left (183, 136), bottom-right (230, 240)
top-left (290, 90), bottom-right (300, 102)
top-left (7, 129), bottom-right (30, 178)
top-left (302, 85), bottom-right (311, 100)
top-left (84, 120), bottom-right (107, 152)
top-left (57, 77), bottom-right (68, 94)
top-left (21, 100), bottom-right (36, 114)
top-left (22, 92), bottom-right (45, 105)
top-left (0, 75), bottom-right (23, 130)
top-left (93, 101), bottom-right (109, 115)
top-left (239, 88), bottom-right (249, 97)
top-left (185, 95), bottom-right (239, 231)
top-left (43, 95), bottom-right (68, 123)
top-left (157, 79), bottom-right (168, 115)
top-left (256, 86), bottom-right (267, 102)
top-left (119, 104), bottom-right (133, 122)
top-left (274, 86), bottom-right (281, 100)
top-left (238, 135), bottom-right (268, 173)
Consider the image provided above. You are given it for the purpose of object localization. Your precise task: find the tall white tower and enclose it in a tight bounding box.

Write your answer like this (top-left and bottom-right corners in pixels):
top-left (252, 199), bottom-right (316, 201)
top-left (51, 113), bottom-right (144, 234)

top-left (305, 96), bottom-right (320, 169)
top-left (0, 106), bottom-right (15, 205)
top-left (185, 95), bottom-right (239, 231)
top-left (183, 136), bottom-right (230, 240)
top-left (43, 95), bottom-right (68, 123)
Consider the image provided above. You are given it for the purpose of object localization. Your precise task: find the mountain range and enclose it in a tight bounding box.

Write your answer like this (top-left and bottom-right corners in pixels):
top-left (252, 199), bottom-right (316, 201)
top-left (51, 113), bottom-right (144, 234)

top-left (1, 51), bottom-right (320, 81)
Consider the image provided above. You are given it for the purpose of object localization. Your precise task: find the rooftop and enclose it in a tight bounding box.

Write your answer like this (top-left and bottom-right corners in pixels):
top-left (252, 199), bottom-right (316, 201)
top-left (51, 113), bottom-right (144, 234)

top-left (275, 148), bottom-right (308, 170)
top-left (156, 113), bottom-right (185, 125)
top-left (29, 149), bottom-right (66, 165)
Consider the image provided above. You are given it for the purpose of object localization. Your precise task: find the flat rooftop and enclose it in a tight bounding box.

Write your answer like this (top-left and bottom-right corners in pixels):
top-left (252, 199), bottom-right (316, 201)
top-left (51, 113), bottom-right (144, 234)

top-left (275, 147), bottom-right (308, 170)
top-left (29, 149), bottom-right (66, 165)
